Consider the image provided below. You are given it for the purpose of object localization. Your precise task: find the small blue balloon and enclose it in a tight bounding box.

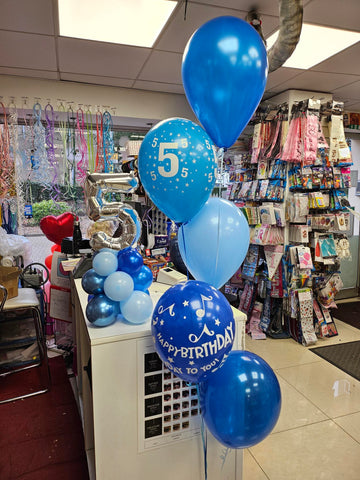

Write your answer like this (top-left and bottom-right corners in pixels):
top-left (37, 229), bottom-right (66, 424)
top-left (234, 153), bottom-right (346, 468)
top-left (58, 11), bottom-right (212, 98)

top-left (178, 197), bottom-right (250, 289)
top-left (99, 248), bottom-right (119, 256)
top-left (104, 271), bottom-right (134, 302)
top-left (199, 350), bottom-right (281, 448)
top-left (120, 291), bottom-right (153, 325)
top-left (93, 251), bottom-right (118, 277)
top-left (86, 294), bottom-right (119, 327)
top-left (117, 247), bottom-right (143, 275)
top-left (152, 280), bottom-right (235, 383)
top-left (182, 16), bottom-right (268, 148)
top-left (133, 265), bottom-right (153, 291)
top-left (88, 294), bottom-right (94, 302)
top-left (82, 268), bottom-right (106, 294)
top-left (138, 118), bottom-right (217, 223)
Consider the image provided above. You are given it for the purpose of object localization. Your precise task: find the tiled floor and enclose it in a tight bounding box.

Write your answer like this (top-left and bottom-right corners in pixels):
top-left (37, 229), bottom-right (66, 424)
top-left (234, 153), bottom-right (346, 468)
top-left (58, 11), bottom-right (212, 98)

top-left (243, 317), bottom-right (360, 480)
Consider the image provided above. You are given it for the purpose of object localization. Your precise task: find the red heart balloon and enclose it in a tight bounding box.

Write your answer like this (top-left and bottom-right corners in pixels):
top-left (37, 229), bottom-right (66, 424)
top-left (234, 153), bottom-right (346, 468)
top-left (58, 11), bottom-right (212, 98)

top-left (40, 213), bottom-right (75, 245)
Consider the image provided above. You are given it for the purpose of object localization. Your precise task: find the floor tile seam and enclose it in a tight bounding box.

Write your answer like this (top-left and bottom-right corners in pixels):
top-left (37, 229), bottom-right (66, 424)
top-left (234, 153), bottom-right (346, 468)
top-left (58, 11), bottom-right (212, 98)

top-left (274, 369), bottom-right (332, 420)
top-left (271, 417), bottom-right (339, 436)
top-left (332, 409), bottom-right (360, 420)
top-left (246, 448), bottom-right (271, 480)
top-left (269, 357), bottom-right (325, 370)
top-left (332, 419), bottom-right (360, 446)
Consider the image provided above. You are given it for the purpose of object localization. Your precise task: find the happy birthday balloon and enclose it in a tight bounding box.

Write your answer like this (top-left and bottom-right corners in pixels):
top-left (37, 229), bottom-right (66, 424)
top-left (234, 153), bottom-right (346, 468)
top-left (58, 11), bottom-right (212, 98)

top-left (152, 280), bottom-right (235, 383)
top-left (182, 16), bottom-right (268, 148)
top-left (138, 118), bottom-right (217, 223)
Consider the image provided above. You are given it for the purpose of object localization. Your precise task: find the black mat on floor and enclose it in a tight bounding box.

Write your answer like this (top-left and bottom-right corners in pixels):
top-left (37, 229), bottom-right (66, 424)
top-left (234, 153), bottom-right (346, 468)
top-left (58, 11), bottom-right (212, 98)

top-left (331, 302), bottom-right (360, 329)
top-left (310, 340), bottom-right (360, 381)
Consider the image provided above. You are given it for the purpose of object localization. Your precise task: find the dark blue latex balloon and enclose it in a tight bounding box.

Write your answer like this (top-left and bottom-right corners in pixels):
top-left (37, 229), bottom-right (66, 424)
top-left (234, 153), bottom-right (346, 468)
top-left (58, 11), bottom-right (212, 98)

top-left (199, 350), bottom-right (281, 448)
top-left (81, 268), bottom-right (106, 295)
top-left (133, 265), bottom-right (153, 292)
top-left (182, 16), bottom-right (268, 148)
top-left (152, 280), bottom-right (235, 383)
top-left (86, 294), bottom-right (119, 327)
top-left (117, 247), bottom-right (143, 275)
top-left (138, 117), bottom-right (217, 223)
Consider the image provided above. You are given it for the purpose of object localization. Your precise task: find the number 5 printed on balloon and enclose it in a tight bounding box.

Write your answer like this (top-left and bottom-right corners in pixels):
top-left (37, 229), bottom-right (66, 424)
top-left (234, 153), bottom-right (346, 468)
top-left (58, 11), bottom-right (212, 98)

top-left (138, 117), bottom-right (218, 223)
top-left (158, 142), bottom-right (179, 177)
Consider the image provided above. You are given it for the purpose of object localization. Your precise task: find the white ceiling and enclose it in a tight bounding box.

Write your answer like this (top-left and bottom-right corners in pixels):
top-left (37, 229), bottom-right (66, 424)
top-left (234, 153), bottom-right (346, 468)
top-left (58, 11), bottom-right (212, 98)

top-left (0, 0), bottom-right (360, 110)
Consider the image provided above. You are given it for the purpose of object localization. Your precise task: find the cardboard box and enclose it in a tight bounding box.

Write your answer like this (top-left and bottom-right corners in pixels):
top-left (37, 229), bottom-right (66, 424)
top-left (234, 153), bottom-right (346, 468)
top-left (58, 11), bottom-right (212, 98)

top-left (0, 266), bottom-right (21, 301)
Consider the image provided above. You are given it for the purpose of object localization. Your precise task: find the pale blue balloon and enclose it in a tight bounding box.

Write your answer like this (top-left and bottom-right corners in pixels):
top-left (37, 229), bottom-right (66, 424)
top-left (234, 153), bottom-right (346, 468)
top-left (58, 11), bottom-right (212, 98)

top-left (99, 248), bottom-right (119, 256)
top-left (178, 197), bottom-right (250, 288)
top-left (120, 291), bottom-right (153, 325)
top-left (138, 117), bottom-right (217, 223)
top-left (104, 271), bottom-right (134, 302)
top-left (92, 251), bottom-right (118, 277)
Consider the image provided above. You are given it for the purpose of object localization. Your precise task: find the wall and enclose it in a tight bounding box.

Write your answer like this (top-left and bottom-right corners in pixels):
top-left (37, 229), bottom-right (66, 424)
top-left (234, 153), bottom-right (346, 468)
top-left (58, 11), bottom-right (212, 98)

top-left (0, 75), bottom-right (196, 128)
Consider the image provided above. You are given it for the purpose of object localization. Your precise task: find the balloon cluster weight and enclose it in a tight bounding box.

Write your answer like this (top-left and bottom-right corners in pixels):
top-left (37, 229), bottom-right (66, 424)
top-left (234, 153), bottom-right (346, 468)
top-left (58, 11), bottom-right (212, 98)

top-left (138, 118), bottom-right (217, 223)
top-left (152, 280), bottom-right (235, 383)
top-left (199, 350), bottom-right (281, 448)
top-left (182, 16), bottom-right (268, 148)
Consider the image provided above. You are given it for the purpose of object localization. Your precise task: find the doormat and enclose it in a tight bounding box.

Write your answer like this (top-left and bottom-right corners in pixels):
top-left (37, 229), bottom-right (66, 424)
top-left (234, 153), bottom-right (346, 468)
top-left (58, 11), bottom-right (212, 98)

top-left (310, 340), bottom-right (360, 382)
top-left (331, 301), bottom-right (360, 329)
top-left (0, 355), bottom-right (89, 480)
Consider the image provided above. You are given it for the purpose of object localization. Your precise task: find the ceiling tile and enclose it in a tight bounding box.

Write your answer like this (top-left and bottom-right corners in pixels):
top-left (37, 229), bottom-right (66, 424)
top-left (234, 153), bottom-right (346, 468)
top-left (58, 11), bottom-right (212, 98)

top-left (190, 0), bottom-right (280, 17)
top-left (273, 71), bottom-right (359, 94)
top-left (58, 38), bottom-right (151, 78)
top-left (138, 51), bottom-right (183, 84)
top-left (266, 67), bottom-right (303, 89)
top-left (0, 31), bottom-right (57, 70)
top-left (156, 2), bottom-right (278, 53)
top-left (332, 80), bottom-right (360, 100)
top-left (0, 67), bottom-right (59, 80)
top-left (311, 43), bottom-right (360, 75)
top-left (304, 0), bottom-right (360, 32)
top-left (133, 80), bottom-right (184, 95)
top-left (60, 73), bottom-right (133, 88)
top-left (343, 101), bottom-right (360, 111)
top-left (0, 0), bottom-right (54, 35)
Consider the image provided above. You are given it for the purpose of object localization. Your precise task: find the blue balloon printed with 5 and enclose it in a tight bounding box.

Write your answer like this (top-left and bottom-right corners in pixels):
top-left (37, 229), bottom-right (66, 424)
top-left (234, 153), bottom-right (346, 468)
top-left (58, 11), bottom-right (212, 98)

top-left (199, 350), bottom-right (281, 448)
top-left (151, 280), bottom-right (235, 383)
top-left (138, 118), bottom-right (217, 223)
top-left (182, 16), bottom-right (268, 148)
top-left (178, 197), bottom-right (250, 289)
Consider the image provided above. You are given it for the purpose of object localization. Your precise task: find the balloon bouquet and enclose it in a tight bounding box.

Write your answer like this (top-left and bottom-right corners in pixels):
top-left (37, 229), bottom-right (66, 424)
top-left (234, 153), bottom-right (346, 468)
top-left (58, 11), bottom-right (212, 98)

top-left (138, 16), bottom-right (281, 450)
top-left (81, 170), bottom-right (156, 327)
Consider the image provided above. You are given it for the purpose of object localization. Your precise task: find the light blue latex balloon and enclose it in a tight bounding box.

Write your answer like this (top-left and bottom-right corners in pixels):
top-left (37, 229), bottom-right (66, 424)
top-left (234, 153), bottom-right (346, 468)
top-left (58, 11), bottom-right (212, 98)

top-left (92, 251), bottom-right (118, 277)
top-left (104, 271), bottom-right (134, 302)
top-left (120, 291), bottom-right (153, 325)
top-left (178, 197), bottom-right (250, 288)
top-left (138, 118), bottom-right (217, 223)
top-left (182, 16), bottom-right (268, 148)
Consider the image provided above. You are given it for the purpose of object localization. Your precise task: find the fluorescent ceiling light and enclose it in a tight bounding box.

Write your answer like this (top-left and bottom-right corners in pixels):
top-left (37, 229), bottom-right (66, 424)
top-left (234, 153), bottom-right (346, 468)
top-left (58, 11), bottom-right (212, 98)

top-left (58, 0), bottom-right (177, 48)
top-left (266, 23), bottom-right (360, 69)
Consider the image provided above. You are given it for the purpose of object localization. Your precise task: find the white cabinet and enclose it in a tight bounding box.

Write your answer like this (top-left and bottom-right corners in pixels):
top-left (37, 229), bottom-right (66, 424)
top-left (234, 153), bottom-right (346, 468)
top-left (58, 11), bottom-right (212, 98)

top-left (73, 278), bottom-right (245, 480)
